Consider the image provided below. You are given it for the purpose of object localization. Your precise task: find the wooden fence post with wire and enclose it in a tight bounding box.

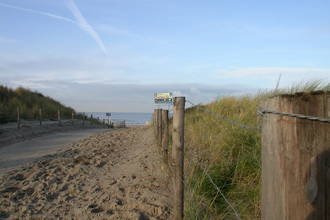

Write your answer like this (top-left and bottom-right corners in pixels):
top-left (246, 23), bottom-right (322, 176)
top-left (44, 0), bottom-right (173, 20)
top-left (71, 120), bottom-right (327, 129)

top-left (261, 91), bottom-right (330, 220)
top-left (172, 97), bottom-right (185, 220)
top-left (161, 109), bottom-right (169, 164)
top-left (158, 109), bottom-right (163, 148)
top-left (153, 109), bottom-right (157, 137)
top-left (154, 109), bottom-right (158, 142)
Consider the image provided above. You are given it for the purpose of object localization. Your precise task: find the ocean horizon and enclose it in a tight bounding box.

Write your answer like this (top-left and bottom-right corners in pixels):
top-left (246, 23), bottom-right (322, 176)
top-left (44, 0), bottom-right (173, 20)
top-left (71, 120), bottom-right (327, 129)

top-left (81, 112), bottom-right (152, 126)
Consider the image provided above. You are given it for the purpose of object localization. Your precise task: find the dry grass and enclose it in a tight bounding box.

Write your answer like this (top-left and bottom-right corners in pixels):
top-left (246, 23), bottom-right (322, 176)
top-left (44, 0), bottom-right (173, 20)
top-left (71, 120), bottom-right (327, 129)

top-left (183, 81), bottom-right (329, 219)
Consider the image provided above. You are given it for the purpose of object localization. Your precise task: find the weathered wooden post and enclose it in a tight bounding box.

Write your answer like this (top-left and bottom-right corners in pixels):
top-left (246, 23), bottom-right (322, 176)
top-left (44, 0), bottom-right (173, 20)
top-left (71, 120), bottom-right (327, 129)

top-left (162, 109), bottom-right (169, 163)
top-left (39, 108), bottom-right (42, 126)
top-left (172, 97), bottom-right (185, 220)
top-left (261, 91), bottom-right (330, 220)
top-left (155, 109), bottom-right (159, 142)
top-left (153, 109), bottom-right (157, 137)
top-left (17, 107), bottom-right (20, 129)
top-left (158, 109), bottom-right (163, 148)
top-left (57, 109), bottom-right (61, 126)
top-left (82, 114), bottom-right (85, 127)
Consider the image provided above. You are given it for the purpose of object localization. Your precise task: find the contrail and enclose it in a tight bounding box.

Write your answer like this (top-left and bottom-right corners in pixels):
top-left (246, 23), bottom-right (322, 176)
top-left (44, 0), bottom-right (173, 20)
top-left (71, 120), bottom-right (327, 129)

top-left (0, 2), bottom-right (75, 23)
top-left (0, 1), bottom-right (108, 55)
top-left (66, 0), bottom-right (108, 55)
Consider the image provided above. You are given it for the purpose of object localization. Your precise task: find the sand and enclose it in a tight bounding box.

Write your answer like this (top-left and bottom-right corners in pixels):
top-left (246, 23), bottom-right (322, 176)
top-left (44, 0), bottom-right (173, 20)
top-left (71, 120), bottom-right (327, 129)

top-left (0, 126), bottom-right (172, 219)
top-left (0, 120), bottom-right (105, 148)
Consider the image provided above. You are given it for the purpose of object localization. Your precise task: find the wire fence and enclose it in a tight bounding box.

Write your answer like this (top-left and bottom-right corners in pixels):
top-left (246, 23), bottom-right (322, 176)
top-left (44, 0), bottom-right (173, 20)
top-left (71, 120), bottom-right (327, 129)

top-left (258, 110), bottom-right (330, 123)
top-left (184, 98), bottom-right (330, 219)
top-left (201, 165), bottom-right (242, 220)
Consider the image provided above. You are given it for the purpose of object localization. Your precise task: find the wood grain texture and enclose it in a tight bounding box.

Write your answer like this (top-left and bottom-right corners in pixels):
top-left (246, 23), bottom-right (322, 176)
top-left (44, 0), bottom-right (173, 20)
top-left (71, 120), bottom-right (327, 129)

top-left (261, 92), bottom-right (330, 220)
top-left (161, 109), bottom-right (169, 164)
top-left (172, 97), bottom-right (185, 220)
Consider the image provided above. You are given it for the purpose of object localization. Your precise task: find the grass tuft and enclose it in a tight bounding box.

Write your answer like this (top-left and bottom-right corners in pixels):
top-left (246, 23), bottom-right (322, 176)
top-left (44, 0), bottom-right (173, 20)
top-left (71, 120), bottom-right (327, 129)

top-left (183, 80), bottom-right (329, 219)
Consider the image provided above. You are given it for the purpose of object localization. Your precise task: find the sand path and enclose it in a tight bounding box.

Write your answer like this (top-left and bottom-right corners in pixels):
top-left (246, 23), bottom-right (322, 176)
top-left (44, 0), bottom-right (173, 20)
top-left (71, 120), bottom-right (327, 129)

top-left (0, 129), bottom-right (108, 175)
top-left (0, 126), bottom-right (172, 219)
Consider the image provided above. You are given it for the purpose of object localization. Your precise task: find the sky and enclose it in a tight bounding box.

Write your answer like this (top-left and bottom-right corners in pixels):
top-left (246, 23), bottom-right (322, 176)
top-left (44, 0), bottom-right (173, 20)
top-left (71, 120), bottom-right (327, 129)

top-left (0, 0), bottom-right (329, 112)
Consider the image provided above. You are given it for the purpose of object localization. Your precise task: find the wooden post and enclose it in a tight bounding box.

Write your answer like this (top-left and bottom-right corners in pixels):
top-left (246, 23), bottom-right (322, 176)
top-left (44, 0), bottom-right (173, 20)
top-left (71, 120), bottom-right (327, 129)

top-left (58, 109), bottom-right (61, 126)
top-left (39, 108), bottom-right (42, 126)
top-left (17, 107), bottom-right (20, 129)
top-left (155, 109), bottom-right (159, 142)
top-left (172, 97), bottom-right (185, 220)
top-left (157, 109), bottom-right (163, 148)
top-left (153, 109), bottom-right (157, 136)
top-left (261, 92), bottom-right (330, 220)
top-left (162, 109), bottom-right (169, 163)
top-left (82, 114), bottom-right (85, 127)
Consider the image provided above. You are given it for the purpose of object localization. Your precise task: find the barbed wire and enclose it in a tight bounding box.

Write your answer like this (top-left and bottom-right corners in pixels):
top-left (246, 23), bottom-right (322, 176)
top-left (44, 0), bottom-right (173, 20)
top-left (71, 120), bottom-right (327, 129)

top-left (201, 165), bottom-right (242, 220)
top-left (257, 110), bottom-right (330, 123)
top-left (186, 100), bottom-right (261, 130)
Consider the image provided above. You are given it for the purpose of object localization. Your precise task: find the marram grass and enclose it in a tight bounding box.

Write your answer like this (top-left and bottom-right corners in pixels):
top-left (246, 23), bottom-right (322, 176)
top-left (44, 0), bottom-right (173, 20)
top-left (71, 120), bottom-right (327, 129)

top-left (183, 80), bottom-right (329, 219)
top-left (184, 96), bottom-right (262, 219)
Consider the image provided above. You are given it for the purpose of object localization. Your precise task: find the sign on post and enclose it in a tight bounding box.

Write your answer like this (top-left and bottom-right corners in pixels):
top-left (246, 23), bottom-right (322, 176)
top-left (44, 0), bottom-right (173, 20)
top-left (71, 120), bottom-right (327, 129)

top-left (154, 93), bottom-right (173, 104)
top-left (106, 113), bottom-right (111, 117)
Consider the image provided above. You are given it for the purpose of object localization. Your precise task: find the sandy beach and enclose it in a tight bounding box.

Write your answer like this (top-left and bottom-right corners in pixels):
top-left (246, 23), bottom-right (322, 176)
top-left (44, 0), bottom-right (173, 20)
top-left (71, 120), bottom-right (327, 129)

top-left (0, 126), bottom-right (172, 219)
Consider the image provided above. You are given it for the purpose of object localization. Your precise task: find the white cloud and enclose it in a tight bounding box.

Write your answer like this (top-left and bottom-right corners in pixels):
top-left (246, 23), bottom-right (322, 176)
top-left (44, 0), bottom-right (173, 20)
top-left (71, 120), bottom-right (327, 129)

top-left (66, 0), bottom-right (108, 55)
top-left (3, 81), bottom-right (248, 112)
top-left (215, 67), bottom-right (330, 87)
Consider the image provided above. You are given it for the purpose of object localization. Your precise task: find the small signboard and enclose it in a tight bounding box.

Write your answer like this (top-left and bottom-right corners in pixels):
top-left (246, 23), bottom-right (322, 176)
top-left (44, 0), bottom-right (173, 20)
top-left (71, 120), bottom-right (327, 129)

top-left (106, 113), bottom-right (111, 117)
top-left (154, 93), bottom-right (173, 104)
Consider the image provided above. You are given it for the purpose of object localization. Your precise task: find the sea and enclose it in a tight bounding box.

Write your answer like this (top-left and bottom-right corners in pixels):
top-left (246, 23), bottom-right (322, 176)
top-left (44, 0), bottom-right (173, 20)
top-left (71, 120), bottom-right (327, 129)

top-left (81, 112), bottom-right (152, 126)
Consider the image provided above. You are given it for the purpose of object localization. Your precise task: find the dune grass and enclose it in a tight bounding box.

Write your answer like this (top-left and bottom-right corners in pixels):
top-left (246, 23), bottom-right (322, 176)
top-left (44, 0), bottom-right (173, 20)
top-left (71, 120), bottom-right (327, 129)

top-left (183, 81), bottom-right (329, 219)
top-left (184, 96), bottom-right (262, 219)
top-left (0, 85), bottom-right (76, 123)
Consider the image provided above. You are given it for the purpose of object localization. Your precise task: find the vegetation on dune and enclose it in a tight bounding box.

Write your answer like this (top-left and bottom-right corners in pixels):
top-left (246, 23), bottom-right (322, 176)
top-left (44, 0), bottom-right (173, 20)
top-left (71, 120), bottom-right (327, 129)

top-left (184, 96), bottom-right (262, 219)
top-left (183, 81), bottom-right (329, 219)
top-left (0, 85), bottom-right (76, 123)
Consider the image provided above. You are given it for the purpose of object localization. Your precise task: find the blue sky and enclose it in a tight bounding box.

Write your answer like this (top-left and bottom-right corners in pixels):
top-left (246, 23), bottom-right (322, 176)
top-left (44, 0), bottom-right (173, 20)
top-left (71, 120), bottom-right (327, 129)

top-left (0, 0), bottom-right (329, 112)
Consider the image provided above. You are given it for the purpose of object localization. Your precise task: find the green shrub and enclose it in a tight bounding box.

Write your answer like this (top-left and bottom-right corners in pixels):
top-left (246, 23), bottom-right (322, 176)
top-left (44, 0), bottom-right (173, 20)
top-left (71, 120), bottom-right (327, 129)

top-left (0, 85), bottom-right (76, 123)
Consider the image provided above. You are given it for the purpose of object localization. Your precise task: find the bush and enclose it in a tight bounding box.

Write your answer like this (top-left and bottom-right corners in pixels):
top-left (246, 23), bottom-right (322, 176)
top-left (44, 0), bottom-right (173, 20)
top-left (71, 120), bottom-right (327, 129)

top-left (0, 85), bottom-right (75, 123)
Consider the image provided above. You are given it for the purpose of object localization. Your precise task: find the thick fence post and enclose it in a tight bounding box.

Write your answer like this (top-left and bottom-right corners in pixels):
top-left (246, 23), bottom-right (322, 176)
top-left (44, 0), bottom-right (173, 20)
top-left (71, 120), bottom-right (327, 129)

top-left (155, 109), bottom-right (160, 144)
top-left (17, 107), bottom-right (20, 129)
top-left (39, 108), bottom-right (42, 126)
top-left (157, 109), bottom-right (163, 148)
top-left (153, 109), bottom-right (157, 137)
top-left (162, 109), bottom-right (169, 163)
top-left (58, 109), bottom-right (61, 126)
top-left (261, 92), bottom-right (330, 220)
top-left (172, 97), bottom-right (185, 220)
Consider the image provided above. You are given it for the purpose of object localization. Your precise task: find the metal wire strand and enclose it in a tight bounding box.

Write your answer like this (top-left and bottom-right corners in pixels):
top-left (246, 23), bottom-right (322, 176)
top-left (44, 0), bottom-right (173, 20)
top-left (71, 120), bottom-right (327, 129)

top-left (202, 166), bottom-right (242, 220)
top-left (258, 110), bottom-right (330, 123)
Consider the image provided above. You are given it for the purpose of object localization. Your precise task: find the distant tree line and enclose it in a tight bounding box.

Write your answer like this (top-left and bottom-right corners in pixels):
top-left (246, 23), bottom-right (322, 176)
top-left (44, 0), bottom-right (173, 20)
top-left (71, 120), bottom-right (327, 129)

top-left (0, 85), bottom-right (77, 124)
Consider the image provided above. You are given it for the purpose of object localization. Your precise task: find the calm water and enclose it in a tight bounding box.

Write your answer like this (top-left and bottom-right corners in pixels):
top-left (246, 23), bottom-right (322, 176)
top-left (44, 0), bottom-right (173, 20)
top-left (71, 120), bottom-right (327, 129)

top-left (81, 112), bottom-right (152, 126)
